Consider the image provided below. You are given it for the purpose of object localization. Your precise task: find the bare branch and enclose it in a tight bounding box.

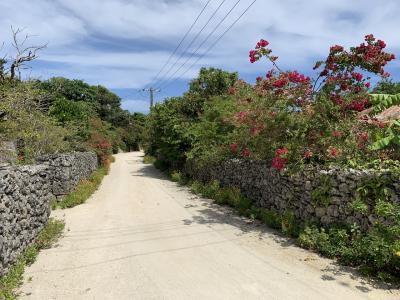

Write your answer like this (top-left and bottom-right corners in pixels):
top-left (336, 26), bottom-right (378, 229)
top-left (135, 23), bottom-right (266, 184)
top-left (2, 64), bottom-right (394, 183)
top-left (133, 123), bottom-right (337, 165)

top-left (9, 26), bottom-right (47, 80)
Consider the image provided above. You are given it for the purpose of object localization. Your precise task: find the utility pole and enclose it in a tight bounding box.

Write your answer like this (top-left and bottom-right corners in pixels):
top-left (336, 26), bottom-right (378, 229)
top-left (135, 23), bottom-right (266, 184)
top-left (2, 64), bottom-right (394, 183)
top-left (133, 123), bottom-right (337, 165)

top-left (142, 88), bottom-right (160, 109)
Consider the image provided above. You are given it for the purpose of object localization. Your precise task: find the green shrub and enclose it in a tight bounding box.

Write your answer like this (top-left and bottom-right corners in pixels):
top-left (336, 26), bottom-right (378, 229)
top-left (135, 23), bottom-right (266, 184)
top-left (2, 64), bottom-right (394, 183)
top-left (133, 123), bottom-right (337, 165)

top-left (281, 210), bottom-right (300, 237)
top-left (257, 209), bottom-right (282, 230)
top-left (143, 155), bottom-right (156, 164)
top-left (170, 171), bottom-right (183, 183)
top-left (349, 199), bottom-right (369, 215)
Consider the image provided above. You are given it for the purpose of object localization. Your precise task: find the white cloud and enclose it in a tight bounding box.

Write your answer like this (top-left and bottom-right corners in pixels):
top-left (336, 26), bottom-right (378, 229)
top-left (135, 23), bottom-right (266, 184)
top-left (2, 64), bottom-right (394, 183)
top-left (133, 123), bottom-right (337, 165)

top-left (1, 0), bottom-right (399, 104)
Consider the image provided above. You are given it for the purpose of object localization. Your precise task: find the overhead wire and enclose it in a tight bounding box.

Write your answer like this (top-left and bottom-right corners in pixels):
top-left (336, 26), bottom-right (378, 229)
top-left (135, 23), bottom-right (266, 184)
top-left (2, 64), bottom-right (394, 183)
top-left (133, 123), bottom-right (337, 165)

top-left (159, 0), bottom-right (257, 92)
top-left (146, 0), bottom-right (213, 88)
top-left (154, 0), bottom-right (228, 88)
top-left (155, 0), bottom-right (243, 90)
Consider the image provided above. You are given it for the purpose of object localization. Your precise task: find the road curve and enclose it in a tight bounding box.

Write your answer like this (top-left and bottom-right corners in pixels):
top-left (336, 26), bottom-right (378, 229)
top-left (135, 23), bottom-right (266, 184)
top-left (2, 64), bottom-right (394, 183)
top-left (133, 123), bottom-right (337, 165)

top-left (19, 152), bottom-right (399, 299)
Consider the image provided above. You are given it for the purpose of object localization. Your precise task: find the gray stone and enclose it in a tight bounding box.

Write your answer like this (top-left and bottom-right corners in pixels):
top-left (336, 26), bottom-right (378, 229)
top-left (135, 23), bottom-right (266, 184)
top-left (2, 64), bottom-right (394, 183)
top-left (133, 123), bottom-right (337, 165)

top-left (315, 207), bottom-right (327, 218)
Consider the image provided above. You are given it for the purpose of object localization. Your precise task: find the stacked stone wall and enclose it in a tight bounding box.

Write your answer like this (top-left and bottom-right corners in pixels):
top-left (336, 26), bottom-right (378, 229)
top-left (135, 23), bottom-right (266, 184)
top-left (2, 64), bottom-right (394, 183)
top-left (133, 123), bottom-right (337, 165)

top-left (186, 159), bottom-right (400, 229)
top-left (0, 152), bottom-right (97, 275)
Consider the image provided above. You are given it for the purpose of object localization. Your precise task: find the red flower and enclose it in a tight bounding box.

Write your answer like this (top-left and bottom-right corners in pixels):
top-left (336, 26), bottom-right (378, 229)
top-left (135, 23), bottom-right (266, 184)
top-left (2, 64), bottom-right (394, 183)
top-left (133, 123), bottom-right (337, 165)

top-left (327, 147), bottom-right (339, 158)
top-left (250, 124), bottom-right (264, 136)
top-left (272, 156), bottom-right (285, 170)
top-left (288, 71), bottom-right (310, 83)
top-left (377, 40), bottom-right (386, 49)
top-left (273, 78), bottom-right (288, 88)
top-left (348, 98), bottom-right (369, 112)
top-left (256, 76), bottom-right (263, 82)
top-left (303, 150), bottom-right (313, 159)
top-left (365, 82), bottom-right (371, 88)
top-left (256, 39), bottom-right (269, 49)
top-left (351, 72), bottom-right (363, 81)
top-left (330, 45), bottom-right (344, 53)
top-left (365, 34), bottom-right (374, 42)
top-left (266, 70), bottom-right (274, 79)
top-left (249, 50), bottom-right (259, 63)
top-left (242, 148), bottom-right (251, 157)
top-left (272, 147), bottom-right (289, 170)
top-left (276, 147), bottom-right (288, 157)
top-left (237, 111), bottom-right (247, 122)
top-left (230, 143), bottom-right (238, 152)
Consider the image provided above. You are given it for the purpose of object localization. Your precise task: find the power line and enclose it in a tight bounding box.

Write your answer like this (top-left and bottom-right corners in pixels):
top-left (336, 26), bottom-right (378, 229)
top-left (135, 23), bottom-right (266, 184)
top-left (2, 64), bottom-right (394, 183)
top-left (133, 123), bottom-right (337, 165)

top-left (154, 0), bottom-right (228, 88)
top-left (156, 0), bottom-right (242, 90)
top-left (146, 0), bottom-right (213, 88)
top-left (160, 0), bottom-right (258, 92)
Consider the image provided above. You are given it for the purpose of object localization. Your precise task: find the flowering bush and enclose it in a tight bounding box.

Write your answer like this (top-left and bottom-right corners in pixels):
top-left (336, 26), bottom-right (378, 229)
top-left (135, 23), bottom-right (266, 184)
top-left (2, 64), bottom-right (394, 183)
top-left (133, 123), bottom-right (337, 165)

top-left (146, 35), bottom-right (399, 172)
top-left (86, 118), bottom-right (113, 166)
top-left (218, 35), bottom-right (398, 171)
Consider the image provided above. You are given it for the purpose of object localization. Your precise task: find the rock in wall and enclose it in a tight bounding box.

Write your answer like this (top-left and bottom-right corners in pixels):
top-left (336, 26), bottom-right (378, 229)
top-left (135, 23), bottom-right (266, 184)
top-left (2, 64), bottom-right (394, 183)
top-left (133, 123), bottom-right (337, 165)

top-left (0, 152), bottom-right (98, 276)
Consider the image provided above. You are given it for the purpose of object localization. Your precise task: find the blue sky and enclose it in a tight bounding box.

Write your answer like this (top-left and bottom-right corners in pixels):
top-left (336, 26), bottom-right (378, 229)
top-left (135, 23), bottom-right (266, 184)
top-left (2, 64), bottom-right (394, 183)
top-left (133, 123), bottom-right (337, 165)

top-left (1, 0), bottom-right (399, 114)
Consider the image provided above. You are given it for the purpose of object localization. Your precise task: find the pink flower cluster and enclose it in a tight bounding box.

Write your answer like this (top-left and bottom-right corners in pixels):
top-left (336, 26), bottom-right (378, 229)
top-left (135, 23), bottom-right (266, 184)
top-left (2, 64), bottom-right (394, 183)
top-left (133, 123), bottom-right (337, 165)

top-left (288, 71), bottom-right (310, 84)
top-left (314, 34), bottom-right (396, 112)
top-left (249, 39), bottom-right (275, 63)
top-left (272, 147), bottom-right (288, 170)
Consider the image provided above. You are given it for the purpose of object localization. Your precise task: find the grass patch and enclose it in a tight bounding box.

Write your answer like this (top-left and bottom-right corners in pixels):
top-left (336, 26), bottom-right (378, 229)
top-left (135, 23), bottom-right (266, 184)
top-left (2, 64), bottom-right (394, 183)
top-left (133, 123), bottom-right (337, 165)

top-left (143, 155), bottom-right (156, 165)
top-left (0, 218), bottom-right (65, 300)
top-left (169, 170), bottom-right (190, 185)
top-left (55, 166), bottom-right (108, 209)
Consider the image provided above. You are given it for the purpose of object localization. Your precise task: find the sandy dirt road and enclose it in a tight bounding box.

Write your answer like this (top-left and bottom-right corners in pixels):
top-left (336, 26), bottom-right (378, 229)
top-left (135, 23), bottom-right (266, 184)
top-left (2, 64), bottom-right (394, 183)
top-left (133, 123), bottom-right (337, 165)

top-left (19, 152), bottom-right (399, 299)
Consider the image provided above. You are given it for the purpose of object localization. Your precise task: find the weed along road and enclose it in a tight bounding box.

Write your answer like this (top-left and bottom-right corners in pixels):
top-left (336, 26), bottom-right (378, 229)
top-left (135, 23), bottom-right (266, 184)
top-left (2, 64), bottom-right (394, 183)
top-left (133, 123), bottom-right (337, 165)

top-left (19, 152), bottom-right (398, 300)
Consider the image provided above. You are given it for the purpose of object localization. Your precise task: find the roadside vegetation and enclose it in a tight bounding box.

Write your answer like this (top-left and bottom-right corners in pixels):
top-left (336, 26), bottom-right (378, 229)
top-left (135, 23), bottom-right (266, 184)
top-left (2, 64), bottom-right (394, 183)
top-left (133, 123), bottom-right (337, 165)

top-left (53, 165), bottom-right (110, 209)
top-left (0, 219), bottom-right (65, 300)
top-left (143, 35), bottom-right (400, 282)
top-left (0, 29), bottom-right (145, 165)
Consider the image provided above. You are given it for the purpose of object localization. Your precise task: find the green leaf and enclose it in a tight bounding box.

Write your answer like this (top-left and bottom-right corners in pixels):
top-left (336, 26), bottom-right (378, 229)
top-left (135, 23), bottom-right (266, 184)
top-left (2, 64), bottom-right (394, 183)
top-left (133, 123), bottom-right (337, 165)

top-left (371, 93), bottom-right (400, 113)
top-left (371, 135), bottom-right (394, 150)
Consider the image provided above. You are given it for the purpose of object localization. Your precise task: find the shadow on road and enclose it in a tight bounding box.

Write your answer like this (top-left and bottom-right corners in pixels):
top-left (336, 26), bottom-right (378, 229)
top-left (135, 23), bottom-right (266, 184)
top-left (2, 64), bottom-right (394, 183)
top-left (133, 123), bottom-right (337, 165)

top-left (131, 160), bottom-right (399, 293)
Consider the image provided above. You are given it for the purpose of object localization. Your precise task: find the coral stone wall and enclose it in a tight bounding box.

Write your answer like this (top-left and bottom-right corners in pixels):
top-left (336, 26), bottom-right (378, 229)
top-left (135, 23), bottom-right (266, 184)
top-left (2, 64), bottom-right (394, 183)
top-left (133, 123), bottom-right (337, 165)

top-left (0, 152), bottom-right (97, 276)
top-left (186, 159), bottom-right (400, 230)
top-left (36, 152), bottom-right (98, 197)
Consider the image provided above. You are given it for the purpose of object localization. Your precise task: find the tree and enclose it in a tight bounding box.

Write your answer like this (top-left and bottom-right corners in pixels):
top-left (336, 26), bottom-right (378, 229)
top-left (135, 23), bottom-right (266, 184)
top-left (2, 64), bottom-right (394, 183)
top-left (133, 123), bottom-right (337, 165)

top-left (9, 27), bottom-right (47, 80)
top-left (188, 67), bottom-right (238, 98)
top-left (38, 77), bottom-right (97, 105)
top-left (373, 79), bottom-right (400, 95)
